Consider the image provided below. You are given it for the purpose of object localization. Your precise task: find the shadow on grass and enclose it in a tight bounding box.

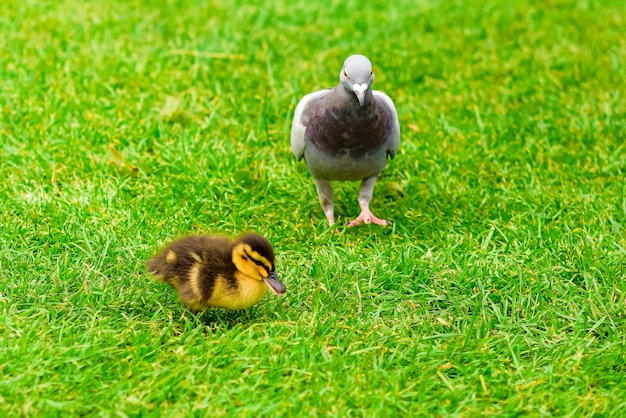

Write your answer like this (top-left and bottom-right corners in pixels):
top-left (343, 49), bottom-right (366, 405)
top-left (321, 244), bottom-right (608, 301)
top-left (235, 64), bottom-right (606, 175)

top-left (144, 300), bottom-right (278, 337)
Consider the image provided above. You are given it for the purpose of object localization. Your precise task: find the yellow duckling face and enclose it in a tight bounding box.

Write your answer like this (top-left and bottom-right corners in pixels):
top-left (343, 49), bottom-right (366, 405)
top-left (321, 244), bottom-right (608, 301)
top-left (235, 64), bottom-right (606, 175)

top-left (232, 234), bottom-right (286, 296)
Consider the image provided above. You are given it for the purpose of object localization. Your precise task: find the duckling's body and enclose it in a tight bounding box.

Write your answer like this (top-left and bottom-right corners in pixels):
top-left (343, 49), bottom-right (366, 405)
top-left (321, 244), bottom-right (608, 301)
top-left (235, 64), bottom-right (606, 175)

top-left (147, 234), bottom-right (285, 311)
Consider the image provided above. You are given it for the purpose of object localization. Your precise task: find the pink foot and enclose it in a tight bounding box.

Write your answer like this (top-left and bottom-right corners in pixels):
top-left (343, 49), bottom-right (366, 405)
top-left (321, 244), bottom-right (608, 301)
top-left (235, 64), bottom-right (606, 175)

top-left (347, 210), bottom-right (388, 227)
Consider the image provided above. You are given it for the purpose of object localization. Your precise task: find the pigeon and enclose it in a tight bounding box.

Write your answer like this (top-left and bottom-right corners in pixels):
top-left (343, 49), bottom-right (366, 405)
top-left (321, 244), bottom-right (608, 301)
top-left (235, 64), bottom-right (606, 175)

top-left (291, 54), bottom-right (400, 227)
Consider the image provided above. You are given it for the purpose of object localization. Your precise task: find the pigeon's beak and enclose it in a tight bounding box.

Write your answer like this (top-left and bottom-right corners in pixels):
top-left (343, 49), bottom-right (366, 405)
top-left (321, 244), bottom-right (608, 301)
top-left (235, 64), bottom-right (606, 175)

top-left (263, 272), bottom-right (286, 296)
top-left (353, 83), bottom-right (368, 106)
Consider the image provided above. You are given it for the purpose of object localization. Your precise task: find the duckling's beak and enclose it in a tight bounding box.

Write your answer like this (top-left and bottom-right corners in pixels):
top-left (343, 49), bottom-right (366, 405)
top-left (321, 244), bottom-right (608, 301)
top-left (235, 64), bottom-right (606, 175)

top-left (263, 272), bottom-right (286, 296)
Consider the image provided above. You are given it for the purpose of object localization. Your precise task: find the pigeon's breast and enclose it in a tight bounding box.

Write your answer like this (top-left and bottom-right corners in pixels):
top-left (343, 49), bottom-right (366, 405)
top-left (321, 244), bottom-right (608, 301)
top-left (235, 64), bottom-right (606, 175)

top-left (305, 101), bottom-right (390, 159)
top-left (301, 94), bottom-right (394, 181)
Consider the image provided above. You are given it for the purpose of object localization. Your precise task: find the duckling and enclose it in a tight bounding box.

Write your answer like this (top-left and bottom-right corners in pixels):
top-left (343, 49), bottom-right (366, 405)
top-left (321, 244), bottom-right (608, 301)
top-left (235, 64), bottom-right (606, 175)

top-left (146, 233), bottom-right (286, 311)
top-left (291, 54), bottom-right (400, 226)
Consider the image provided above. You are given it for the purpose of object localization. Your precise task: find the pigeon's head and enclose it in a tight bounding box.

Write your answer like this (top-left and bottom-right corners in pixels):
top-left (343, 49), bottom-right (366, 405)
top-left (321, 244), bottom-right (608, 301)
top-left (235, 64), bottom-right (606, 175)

top-left (340, 54), bottom-right (374, 106)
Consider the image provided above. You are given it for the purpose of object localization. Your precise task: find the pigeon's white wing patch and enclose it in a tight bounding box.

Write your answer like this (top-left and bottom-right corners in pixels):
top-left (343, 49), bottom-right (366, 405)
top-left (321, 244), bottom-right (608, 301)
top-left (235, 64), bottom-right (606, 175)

top-left (373, 90), bottom-right (400, 159)
top-left (290, 90), bottom-right (330, 161)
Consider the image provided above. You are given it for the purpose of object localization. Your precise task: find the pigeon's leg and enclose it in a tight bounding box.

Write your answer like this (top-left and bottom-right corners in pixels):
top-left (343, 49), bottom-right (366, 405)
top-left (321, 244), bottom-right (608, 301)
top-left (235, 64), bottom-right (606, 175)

top-left (348, 176), bottom-right (388, 227)
top-left (313, 178), bottom-right (335, 226)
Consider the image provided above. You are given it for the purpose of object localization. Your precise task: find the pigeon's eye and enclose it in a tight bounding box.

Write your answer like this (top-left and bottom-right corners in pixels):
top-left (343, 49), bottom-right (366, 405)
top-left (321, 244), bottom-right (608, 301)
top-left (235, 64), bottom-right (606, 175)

top-left (370, 70), bottom-right (374, 76)
top-left (343, 69), bottom-right (349, 78)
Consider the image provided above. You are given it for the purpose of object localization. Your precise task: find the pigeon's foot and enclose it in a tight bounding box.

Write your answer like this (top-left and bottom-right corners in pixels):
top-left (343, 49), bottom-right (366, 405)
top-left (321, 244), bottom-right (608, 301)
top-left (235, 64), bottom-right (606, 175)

top-left (347, 210), bottom-right (388, 227)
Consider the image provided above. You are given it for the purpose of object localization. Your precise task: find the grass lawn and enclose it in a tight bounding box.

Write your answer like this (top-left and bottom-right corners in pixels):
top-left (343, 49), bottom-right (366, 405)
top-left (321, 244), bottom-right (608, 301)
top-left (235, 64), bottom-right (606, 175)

top-left (1, 0), bottom-right (625, 415)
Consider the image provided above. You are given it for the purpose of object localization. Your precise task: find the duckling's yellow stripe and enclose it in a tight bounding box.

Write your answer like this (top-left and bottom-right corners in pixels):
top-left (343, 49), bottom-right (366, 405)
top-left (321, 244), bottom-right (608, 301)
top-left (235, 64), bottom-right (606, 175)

top-left (190, 252), bottom-right (202, 263)
top-left (166, 250), bottom-right (177, 264)
top-left (241, 245), bottom-right (273, 272)
top-left (188, 263), bottom-right (202, 299)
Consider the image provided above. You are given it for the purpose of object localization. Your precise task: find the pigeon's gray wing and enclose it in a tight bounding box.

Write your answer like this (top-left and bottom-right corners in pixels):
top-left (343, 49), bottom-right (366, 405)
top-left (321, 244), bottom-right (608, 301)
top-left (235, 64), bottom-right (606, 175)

top-left (373, 90), bottom-right (400, 159)
top-left (290, 89), bottom-right (331, 161)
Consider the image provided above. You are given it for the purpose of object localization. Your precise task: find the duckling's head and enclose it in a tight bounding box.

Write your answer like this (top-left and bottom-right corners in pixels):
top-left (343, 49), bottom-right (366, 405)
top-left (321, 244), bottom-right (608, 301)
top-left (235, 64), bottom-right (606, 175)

top-left (232, 233), bottom-right (286, 296)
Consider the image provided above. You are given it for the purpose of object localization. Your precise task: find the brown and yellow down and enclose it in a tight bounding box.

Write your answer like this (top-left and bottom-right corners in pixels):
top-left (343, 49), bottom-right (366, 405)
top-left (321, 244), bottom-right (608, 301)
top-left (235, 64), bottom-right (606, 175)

top-left (147, 233), bottom-right (285, 311)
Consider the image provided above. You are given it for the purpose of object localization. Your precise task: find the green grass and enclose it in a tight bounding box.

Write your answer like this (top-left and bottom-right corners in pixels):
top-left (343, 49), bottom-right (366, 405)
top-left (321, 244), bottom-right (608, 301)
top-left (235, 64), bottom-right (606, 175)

top-left (1, 0), bottom-right (625, 415)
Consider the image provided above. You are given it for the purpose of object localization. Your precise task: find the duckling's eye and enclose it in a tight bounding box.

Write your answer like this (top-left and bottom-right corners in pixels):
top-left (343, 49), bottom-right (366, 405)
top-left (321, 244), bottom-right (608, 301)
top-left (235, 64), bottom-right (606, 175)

top-left (251, 259), bottom-right (270, 276)
top-left (243, 249), bottom-right (271, 275)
